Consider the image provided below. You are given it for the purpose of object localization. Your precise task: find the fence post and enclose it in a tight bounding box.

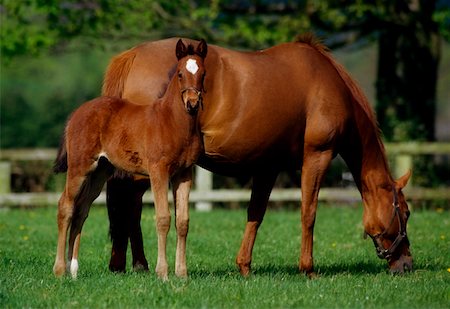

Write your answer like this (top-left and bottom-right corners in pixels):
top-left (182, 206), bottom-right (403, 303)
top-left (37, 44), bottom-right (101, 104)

top-left (194, 166), bottom-right (213, 211)
top-left (0, 162), bottom-right (11, 194)
top-left (395, 154), bottom-right (413, 188)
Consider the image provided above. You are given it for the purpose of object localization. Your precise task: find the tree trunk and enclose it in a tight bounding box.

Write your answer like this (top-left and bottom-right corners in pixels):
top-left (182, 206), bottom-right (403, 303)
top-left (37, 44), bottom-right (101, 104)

top-left (376, 0), bottom-right (441, 141)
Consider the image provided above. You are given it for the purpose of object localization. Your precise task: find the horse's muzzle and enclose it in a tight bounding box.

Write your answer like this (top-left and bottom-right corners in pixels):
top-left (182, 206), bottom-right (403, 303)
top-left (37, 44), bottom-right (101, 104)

top-left (389, 253), bottom-right (413, 274)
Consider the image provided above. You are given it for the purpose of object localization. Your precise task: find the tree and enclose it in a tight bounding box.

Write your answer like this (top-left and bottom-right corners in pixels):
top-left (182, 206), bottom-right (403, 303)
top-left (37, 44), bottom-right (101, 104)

top-left (307, 0), bottom-right (448, 141)
top-left (375, 1), bottom-right (441, 141)
top-left (2, 0), bottom-right (449, 141)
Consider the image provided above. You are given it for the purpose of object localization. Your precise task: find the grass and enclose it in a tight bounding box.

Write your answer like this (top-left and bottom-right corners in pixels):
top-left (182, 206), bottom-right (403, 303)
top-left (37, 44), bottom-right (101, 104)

top-left (0, 205), bottom-right (449, 308)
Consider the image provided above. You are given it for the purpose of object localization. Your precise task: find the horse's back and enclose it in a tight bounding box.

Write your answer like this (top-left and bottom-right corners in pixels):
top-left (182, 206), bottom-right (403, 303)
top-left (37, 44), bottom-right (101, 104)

top-left (121, 38), bottom-right (200, 104)
top-left (199, 42), bottom-right (353, 167)
top-left (104, 38), bottom-right (355, 172)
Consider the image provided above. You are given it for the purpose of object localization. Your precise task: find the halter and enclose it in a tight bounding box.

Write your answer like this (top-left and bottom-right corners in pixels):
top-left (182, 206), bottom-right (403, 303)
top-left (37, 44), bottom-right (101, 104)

top-left (366, 187), bottom-right (408, 260)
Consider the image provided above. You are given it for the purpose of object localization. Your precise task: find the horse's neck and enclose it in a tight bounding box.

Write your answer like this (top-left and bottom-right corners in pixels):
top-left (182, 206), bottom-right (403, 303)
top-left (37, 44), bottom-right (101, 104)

top-left (345, 115), bottom-right (393, 198)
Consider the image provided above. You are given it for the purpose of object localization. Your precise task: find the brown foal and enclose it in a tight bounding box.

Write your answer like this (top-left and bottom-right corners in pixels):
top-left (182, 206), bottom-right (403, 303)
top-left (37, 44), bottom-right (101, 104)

top-left (53, 39), bottom-right (208, 280)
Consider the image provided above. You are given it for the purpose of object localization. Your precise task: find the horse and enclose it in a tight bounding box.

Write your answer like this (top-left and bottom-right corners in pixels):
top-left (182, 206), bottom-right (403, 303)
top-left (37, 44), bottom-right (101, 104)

top-left (52, 39), bottom-right (208, 280)
top-left (102, 34), bottom-right (413, 276)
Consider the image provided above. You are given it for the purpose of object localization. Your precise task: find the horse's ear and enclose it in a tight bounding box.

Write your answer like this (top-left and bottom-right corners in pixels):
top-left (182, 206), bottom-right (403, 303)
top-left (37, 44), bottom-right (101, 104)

top-left (395, 169), bottom-right (412, 189)
top-left (196, 39), bottom-right (208, 59)
top-left (176, 39), bottom-right (187, 60)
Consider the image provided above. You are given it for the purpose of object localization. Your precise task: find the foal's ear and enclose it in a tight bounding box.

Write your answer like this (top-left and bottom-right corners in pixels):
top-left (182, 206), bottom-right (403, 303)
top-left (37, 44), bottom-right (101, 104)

top-left (196, 39), bottom-right (208, 59)
top-left (176, 39), bottom-right (188, 60)
top-left (395, 169), bottom-right (412, 190)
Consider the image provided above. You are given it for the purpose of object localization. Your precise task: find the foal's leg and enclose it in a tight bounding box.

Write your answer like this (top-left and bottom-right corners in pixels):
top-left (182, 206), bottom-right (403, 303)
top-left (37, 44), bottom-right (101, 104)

top-left (149, 165), bottom-right (171, 280)
top-left (299, 148), bottom-right (333, 276)
top-left (53, 175), bottom-right (85, 277)
top-left (236, 171), bottom-right (278, 276)
top-left (67, 164), bottom-right (114, 278)
top-left (172, 168), bottom-right (193, 278)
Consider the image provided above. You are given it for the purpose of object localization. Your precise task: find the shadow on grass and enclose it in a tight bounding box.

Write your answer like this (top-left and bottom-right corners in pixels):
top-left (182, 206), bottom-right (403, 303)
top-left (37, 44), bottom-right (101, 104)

top-left (187, 258), bottom-right (439, 279)
top-left (187, 261), bottom-right (386, 279)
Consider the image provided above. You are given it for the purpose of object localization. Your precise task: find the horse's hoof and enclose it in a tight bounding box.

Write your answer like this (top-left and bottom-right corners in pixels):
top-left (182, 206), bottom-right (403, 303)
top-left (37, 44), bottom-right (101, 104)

top-left (133, 261), bottom-right (149, 272)
top-left (306, 271), bottom-right (318, 279)
top-left (109, 262), bottom-right (126, 273)
top-left (238, 264), bottom-right (251, 277)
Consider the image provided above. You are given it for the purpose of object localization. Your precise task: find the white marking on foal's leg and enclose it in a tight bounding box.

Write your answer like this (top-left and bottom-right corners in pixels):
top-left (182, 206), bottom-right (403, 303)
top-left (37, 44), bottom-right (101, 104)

top-left (70, 259), bottom-right (79, 279)
top-left (186, 59), bottom-right (199, 75)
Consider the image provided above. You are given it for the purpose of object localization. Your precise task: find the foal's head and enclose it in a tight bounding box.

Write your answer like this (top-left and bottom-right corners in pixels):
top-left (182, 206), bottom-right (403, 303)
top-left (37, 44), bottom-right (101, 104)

top-left (175, 39), bottom-right (208, 115)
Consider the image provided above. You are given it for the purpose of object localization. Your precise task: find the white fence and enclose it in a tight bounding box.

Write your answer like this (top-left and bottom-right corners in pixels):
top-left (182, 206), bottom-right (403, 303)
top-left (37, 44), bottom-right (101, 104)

top-left (1, 143), bottom-right (450, 208)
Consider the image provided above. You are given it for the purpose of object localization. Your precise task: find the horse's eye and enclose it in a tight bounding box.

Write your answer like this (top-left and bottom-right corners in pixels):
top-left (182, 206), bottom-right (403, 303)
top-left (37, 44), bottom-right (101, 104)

top-left (178, 72), bottom-right (183, 79)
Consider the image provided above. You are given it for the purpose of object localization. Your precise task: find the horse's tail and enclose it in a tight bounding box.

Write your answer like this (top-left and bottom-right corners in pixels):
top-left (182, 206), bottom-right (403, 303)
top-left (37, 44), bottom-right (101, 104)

top-left (102, 47), bottom-right (137, 97)
top-left (53, 132), bottom-right (68, 174)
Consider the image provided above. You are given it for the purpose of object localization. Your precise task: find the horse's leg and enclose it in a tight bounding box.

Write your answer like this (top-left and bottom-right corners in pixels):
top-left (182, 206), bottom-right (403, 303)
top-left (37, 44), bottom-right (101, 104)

top-left (53, 175), bottom-right (85, 277)
top-left (150, 165), bottom-right (171, 280)
top-left (172, 167), bottom-right (193, 278)
top-left (130, 179), bottom-right (150, 271)
top-left (236, 171), bottom-right (278, 276)
top-left (299, 148), bottom-right (333, 276)
top-left (67, 163), bottom-right (114, 278)
top-left (106, 177), bottom-right (147, 272)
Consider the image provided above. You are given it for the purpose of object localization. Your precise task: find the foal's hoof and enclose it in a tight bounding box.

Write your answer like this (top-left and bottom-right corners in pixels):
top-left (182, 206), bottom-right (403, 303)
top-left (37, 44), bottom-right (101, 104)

top-left (69, 259), bottom-right (79, 279)
top-left (175, 268), bottom-right (188, 278)
top-left (53, 263), bottom-right (66, 277)
top-left (155, 265), bottom-right (169, 281)
top-left (157, 272), bottom-right (169, 282)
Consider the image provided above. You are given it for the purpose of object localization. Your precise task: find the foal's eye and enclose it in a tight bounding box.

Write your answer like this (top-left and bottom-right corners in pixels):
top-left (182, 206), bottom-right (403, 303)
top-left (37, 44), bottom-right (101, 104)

top-left (178, 72), bottom-right (183, 79)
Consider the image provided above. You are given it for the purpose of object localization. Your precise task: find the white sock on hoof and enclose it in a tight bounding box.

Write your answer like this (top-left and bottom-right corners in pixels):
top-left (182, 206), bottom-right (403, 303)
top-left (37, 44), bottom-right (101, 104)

top-left (70, 259), bottom-right (78, 279)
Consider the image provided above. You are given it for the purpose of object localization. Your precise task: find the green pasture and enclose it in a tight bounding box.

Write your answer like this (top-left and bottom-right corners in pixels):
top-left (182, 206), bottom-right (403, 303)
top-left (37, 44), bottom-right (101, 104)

top-left (0, 205), bottom-right (449, 308)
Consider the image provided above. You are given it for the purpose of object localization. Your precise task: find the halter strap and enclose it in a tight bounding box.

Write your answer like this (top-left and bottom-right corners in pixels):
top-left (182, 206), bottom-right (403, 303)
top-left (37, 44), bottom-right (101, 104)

top-left (367, 187), bottom-right (407, 260)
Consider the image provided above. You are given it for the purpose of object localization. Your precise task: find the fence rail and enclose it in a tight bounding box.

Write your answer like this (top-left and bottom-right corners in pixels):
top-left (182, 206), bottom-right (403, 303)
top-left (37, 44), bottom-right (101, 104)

top-left (1, 143), bottom-right (449, 208)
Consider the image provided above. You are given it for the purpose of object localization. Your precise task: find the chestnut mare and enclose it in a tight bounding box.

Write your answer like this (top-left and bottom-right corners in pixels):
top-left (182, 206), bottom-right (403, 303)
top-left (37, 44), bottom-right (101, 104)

top-left (53, 39), bottom-right (208, 279)
top-left (103, 34), bottom-right (413, 276)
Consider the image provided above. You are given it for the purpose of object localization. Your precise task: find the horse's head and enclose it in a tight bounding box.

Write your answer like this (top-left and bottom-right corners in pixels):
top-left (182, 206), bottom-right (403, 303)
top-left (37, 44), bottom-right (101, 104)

top-left (363, 170), bottom-right (413, 274)
top-left (175, 39), bottom-right (208, 115)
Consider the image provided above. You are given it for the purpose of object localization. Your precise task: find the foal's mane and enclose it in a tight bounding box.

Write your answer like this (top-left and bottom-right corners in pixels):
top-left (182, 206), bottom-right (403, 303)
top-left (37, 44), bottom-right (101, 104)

top-left (295, 33), bottom-right (387, 158)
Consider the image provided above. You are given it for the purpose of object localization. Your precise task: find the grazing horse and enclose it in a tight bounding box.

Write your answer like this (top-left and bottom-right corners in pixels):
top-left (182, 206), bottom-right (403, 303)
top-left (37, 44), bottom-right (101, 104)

top-left (53, 39), bottom-right (208, 279)
top-left (103, 34), bottom-right (413, 276)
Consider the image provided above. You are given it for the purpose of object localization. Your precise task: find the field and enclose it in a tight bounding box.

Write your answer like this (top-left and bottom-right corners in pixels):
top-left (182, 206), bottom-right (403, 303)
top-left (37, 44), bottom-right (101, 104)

top-left (0, 205), bottom-right (449, 308)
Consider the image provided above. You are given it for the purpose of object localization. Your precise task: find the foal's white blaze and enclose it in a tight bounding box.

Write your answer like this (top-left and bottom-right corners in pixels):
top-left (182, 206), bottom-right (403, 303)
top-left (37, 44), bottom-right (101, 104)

top-left (70, 258), bottom-right (79, 279)
top-left (186, 59), bottom-right (199, 75)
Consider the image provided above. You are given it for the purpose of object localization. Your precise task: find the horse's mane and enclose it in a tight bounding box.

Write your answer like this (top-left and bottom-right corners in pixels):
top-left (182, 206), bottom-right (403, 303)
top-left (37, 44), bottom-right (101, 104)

top-left (295, 33), bottom-right (386, 156)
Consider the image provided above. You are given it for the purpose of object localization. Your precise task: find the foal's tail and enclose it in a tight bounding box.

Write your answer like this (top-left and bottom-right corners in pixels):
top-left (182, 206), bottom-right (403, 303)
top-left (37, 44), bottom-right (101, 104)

top-left (102, 47), bottom-right (137, 97)
top-left (53, 133), bottom-right (68, 173)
